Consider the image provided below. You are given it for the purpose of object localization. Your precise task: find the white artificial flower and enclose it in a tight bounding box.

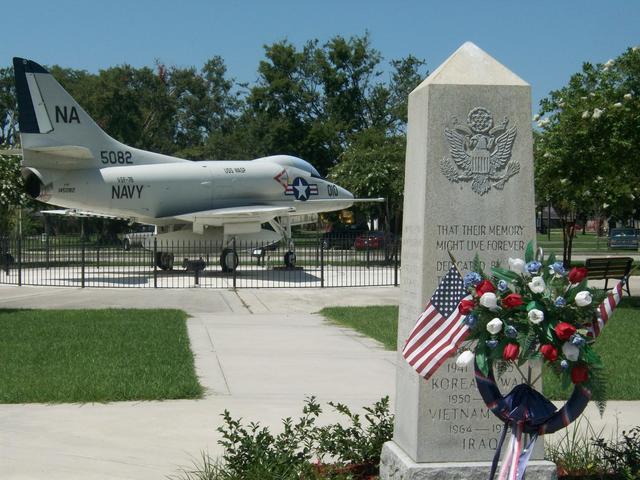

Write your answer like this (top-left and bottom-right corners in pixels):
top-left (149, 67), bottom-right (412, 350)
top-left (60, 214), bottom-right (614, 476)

top-left (603, 203), bottom-right (609, 209)
top-left (480, 292), bottom-right (499, 311)
top-left (581, 96), bottom-right (588, 100)
top-left (590, 92), bottom-right (596, 97)
top-left (582, 110), bottom-right (590, 119)
top-left (486, 318), bottom-right (503, 335)
top-left (537, 118), bottom-right (550, 127)
top-left (543, 152), bottom-right (551, 158)
top-left (562, 342), bottom-right (580, 361)
top-left (528, 309), bottom-right (545, 324)
top-left (624, 93), bottom-right (633, 100)
top-left (575, 291), bottom-right (593, 307)
top-left (456, 350), bottom-right (475, 368)
top-left (604, 59), bottom-right (614, 67)
top-left (528, 276), bottom-right (546, 294)
top-left (533, 114), bottom-right (540, 121)
top-left (508, 258), bottom-right (526, 274)
top-left (592, 108), bottom-right (603, 119)
top-left (613, 102), bottom-right (622, 108)
top-left (560, 178), bottom-right (568, 185)
top-left (558, 101), bottom-right (565, 108)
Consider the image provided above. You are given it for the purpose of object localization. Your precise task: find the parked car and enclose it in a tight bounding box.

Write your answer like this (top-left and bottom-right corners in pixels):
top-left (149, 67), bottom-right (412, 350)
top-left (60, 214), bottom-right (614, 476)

top-left (607, 228), bottom-right (639, 250)
top-left (354, 231), bottom-right (394, 250)
top-left (321, 223), bottom-right (369, 249)
top-left (122, 225), bottom-right (156, 250)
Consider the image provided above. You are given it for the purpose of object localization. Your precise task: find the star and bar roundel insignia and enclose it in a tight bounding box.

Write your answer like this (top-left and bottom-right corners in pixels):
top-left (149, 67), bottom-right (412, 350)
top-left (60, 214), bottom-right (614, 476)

top-left (284, 176), bottom-right (318, 201)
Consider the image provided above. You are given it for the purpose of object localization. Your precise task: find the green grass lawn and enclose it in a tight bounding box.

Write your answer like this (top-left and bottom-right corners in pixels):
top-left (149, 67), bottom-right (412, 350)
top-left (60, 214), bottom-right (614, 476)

top-left (321, 298), bottom-right (640, 400)
top-left (537, 229), bottom-right (638, 255)
top-left (0, 309), bottom-right (203, 403)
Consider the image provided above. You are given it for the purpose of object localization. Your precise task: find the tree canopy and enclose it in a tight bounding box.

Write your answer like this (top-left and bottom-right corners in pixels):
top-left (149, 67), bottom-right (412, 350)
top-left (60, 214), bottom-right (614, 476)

top-left (535, 46), bottom-right (640, 263)
top-left (0, 33), bottom-right (427, 233)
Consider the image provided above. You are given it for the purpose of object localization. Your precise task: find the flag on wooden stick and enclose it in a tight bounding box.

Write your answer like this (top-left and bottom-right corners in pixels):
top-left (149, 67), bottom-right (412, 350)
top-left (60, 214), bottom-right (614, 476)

top-left (402, 265), bottom-right (470, 380)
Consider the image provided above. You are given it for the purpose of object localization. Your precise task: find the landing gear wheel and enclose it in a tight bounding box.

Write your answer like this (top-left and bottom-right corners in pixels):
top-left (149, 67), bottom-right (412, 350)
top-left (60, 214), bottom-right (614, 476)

top-left (284, 251), bottom-right (296, 269)
top-left (155, 252), bottom-right (174, 271)
top-left (220, 248), bottom-right (239, 273)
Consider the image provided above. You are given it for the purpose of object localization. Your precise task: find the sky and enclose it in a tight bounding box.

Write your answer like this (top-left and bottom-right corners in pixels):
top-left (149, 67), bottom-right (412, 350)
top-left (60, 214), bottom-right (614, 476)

top-left (2, 0), bottom-right (639, 113)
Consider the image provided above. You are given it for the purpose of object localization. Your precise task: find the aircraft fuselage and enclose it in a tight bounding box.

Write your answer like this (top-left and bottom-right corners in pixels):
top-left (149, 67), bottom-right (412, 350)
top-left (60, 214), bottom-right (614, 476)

top-left (32, 158), bottom-right (353, 225)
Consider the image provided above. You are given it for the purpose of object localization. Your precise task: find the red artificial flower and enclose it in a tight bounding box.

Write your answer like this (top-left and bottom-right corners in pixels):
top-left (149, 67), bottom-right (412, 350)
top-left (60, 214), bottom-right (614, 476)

top-left (571, 364), bottom-right (589, 384)
top-left (503, 343), bottom-right (520, 361)
top-left (568, 267), bottom-right (588, 284)
top-left (502, 293), bottom-right (524, 309)
top-left (539, 344), bottom-right (558, 362)
top-left (475, 279), bottom-right (496, 297)
top-left (458, 299), bottom-right (475, 315)
top-left (554, 322), bottom-right (577, 341)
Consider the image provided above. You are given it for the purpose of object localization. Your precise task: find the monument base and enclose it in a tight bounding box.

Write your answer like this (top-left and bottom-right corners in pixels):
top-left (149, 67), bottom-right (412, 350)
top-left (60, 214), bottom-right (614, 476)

top-left (380, 441), bottom-right (557, 480)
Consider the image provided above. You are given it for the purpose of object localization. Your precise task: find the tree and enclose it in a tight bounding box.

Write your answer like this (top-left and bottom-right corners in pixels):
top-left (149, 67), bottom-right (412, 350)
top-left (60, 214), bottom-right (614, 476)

top-left (535, 46), bottom-right (640, 265)
top-left (0, 67), bottom-right (18, 146)
top-left (0, 153), bottom-right (28, 234)
top-left (328, 128), bottom-right (405, 234)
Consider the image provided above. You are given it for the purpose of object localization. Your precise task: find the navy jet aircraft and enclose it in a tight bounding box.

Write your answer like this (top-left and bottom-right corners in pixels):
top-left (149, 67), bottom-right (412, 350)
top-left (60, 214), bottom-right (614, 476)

top-left (13, 58), bottom-right (356, 271)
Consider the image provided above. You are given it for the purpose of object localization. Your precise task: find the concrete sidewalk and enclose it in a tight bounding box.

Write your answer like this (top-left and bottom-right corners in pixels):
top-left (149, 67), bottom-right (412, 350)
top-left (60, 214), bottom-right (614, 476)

top-left (0, 286), bottom-right (399, 479)
top-left (0, 283), bottom-right (638, 479)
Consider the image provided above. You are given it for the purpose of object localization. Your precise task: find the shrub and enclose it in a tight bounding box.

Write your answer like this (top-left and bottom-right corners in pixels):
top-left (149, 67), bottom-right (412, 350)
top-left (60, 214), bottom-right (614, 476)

top-left (172, 396), bottom-right (394, 480)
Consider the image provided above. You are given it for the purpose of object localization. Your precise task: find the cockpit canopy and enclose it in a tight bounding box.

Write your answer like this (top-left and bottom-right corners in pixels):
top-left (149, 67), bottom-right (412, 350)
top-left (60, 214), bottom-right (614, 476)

top-left (254, 155), bottom-right (324, 179)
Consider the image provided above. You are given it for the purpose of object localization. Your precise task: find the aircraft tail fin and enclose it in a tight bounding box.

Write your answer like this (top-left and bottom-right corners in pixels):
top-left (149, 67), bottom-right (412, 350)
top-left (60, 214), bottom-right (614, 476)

top-left (13, 58), bottom-right (185, 169)
top-left (13, 58), bottom-right (119, 156)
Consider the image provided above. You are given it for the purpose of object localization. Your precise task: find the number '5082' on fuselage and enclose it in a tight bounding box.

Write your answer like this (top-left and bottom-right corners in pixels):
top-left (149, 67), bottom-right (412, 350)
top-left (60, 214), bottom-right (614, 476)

top-left (13, 57), bottom-right (357, 271)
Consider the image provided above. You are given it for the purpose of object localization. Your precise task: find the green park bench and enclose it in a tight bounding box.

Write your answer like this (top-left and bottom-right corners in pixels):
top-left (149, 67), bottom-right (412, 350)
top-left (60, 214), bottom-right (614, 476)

top-left (585, 256), bottom-right (633, 296)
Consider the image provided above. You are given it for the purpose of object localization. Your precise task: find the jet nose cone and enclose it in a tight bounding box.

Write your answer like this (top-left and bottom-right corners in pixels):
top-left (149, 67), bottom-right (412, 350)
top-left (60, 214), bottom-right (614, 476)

top-left (340, 186), bottom-right (354, 200)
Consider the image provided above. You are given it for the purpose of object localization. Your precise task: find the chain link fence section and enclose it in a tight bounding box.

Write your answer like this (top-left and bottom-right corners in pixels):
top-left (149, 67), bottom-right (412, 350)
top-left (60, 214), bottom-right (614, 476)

top-left (0, 234), bottom-right (400, 289)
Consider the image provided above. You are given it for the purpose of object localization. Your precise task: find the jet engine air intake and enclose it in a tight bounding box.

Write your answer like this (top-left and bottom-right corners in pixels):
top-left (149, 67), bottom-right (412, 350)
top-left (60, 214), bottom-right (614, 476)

top-left (22, 168), bottom-right (44, 199)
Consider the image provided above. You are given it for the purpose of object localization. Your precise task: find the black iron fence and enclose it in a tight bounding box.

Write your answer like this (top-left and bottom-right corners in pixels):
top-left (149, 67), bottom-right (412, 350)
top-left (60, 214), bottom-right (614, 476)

top-left (0, 234), bottom-right (400, 288)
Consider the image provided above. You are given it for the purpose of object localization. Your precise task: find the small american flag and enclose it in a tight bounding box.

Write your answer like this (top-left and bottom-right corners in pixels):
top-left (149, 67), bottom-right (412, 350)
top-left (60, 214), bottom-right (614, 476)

top-left (591, 280), bottom-right (624, 338)
top-left (403, 266), bottom-right (470, 380)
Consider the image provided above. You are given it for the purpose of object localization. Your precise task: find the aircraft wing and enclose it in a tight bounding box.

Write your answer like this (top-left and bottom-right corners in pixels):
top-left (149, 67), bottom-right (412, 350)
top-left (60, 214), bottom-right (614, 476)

top-left (42, 209), bottom-right (128, 220)
top-left (168, 205), bottom-right (296, 225)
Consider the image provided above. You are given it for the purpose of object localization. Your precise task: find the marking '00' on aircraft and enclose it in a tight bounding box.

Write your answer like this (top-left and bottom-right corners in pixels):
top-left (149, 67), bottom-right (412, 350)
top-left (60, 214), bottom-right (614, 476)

top-left (12, 57), bottom-right (372, 272)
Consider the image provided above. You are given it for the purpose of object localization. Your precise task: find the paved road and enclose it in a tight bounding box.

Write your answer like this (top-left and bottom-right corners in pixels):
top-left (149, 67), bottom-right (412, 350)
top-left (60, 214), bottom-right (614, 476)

top-left (0, 282), bottom-right (637, 479)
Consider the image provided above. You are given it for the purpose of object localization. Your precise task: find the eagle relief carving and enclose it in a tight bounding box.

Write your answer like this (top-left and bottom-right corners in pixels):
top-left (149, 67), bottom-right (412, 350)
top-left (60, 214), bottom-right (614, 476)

top-left (440, 107), bottom-right (519, 195)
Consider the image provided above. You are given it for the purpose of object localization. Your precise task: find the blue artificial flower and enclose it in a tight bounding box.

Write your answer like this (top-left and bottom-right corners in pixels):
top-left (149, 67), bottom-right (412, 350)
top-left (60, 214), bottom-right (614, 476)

top-left (505, 325), bottom-right (518, 338)
top-left (464, 313), bottom-right (478, 328)
top-left (560, 360), bottom-right (569, 370)
top-left (555, 296), bottom-right (566, 307)
top-left (550, 262), bottom-right (566, 276)
top-left (570, 334), bottom-right (586, 347)
top-left (497, 280), bottom-right (508, 292)
top-left (486, 339), bottom-right (499, 349)
top-left (526, 261), bottom-right (542, 275)
top-left (463, 272), bottom-right (482, 288)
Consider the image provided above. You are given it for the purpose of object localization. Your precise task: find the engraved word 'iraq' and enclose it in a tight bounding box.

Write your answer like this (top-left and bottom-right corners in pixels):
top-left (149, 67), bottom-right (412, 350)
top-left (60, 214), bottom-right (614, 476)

top-left (440, 107), bottom-right (519, 195)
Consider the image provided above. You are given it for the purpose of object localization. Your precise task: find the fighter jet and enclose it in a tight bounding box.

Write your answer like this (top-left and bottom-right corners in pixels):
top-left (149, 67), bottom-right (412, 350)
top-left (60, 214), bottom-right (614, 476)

top-left (12, 57), bottom-right (356, 271)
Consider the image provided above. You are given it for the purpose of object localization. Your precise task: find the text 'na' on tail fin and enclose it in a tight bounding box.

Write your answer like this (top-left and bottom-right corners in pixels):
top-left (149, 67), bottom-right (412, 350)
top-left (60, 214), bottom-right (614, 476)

top-left (13, 57), bottom-right (116, 152)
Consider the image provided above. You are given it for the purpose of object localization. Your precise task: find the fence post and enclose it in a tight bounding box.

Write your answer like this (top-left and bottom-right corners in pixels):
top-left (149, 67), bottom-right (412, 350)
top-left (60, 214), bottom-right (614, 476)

top-left (320, 238), bottom-right (325, 288)
top-left (153, 237), bottom-right (158, 288)
top-left (81, 232), bottom-right (85, 288)
top-left (3, 237), bottom-right (9, 275)
top-left (232, 237), bottom-right (237, 290)
top-left (17, 235), bottom-right (22, 286)
top-left (45, 233), bottom-right (50, 269)
top-left (394, 239), bottom-right (399, 287)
